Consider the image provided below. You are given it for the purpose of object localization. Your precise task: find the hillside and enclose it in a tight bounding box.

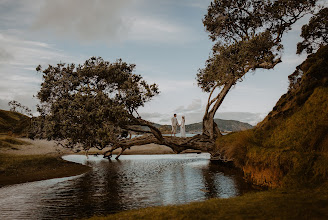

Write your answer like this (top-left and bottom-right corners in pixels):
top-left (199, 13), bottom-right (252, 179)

top-left (0, 109), bottom-right (30, 136)
top-left (215, 45), bottom-right (328, 188)
top-left (154, 119), bottom-right (253, 134)
top-left (187, 119), bottom-right (253, 133)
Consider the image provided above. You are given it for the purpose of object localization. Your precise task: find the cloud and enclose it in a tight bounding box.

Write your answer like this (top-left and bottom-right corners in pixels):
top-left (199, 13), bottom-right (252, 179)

top-left (127, 16), bottom-right (193, 44)
top-left (31, 0), bottom-right (133, 43)
top-left (0, 47), bottom-right (14, 63)
top-left (0, 33), bottom-right (80, 113)
top-left (29, 0), bottom-right (193, 45)
top-left (174, 98), bottom-right (202, 113)
top-left (216, 112), bottom-right (266, 126)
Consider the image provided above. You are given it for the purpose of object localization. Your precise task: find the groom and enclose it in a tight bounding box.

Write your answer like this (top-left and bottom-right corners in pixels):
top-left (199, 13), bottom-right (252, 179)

top-left (171, 113), bottom-right (179, 137)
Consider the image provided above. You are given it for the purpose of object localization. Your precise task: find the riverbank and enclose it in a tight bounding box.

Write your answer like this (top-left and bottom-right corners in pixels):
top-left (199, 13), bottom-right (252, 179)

top-left (0, 154), bottom-right (90, 187)
top-left (0, 136), bottom-right (174, 187)
top-left (87, 186), bottom-right (328, 220)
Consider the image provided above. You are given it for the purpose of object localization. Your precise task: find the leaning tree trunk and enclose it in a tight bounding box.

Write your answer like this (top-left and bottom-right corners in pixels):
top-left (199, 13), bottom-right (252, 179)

top-left (101, 80), bottom-right (235, 160)
top-left (202, 80), bottom-right (235, 140)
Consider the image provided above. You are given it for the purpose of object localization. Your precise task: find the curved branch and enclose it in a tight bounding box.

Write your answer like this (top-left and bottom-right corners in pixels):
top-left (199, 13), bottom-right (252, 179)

top-left (205, 85), bottom-right (219, 114)
top-left (209, 80), bottom-right (235, 116)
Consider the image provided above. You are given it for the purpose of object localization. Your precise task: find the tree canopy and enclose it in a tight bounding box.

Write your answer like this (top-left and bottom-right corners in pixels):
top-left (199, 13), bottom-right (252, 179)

top-left (297, 7), bottom-right (328, 54)
top-left (34, 57), bottom-right (159, 152)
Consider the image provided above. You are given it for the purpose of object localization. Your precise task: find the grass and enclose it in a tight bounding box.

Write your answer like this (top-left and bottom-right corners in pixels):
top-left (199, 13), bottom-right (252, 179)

top-left (0, 153), bottom-right (91, 187)
top-left (0, 109), bottom-right (30, 136)
top-left (87, 186), bottom-right (328, 220)
top-left (0, 135), bottom-right (30, 149)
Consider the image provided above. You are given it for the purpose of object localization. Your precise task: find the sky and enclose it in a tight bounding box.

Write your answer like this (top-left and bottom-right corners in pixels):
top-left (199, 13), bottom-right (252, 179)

top-left (0, 0), bottom-right (325, 125)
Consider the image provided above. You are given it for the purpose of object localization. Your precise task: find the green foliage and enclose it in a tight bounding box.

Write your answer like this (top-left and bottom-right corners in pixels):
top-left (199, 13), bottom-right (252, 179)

top-left (8, 100), bottom-right (32, 117)
top-left (198, 0), bottom-right (317, 92)
top-left (33, 57), bottom-right (159, 151)
top-left (297, 7), bottom-right (328, 54)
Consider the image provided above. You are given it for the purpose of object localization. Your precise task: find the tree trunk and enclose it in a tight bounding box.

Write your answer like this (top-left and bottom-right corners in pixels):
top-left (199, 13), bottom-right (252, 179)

top-left (202, 80), bottom-right (234, 140)
top-left (102, 81), bottom-right (235, 160)
top-left (202, 113), bottom-right (221, 140)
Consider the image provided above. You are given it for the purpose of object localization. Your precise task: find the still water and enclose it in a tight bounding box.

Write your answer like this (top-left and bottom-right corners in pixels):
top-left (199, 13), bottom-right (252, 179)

top-left (0, 154), bottom-right (256, 219)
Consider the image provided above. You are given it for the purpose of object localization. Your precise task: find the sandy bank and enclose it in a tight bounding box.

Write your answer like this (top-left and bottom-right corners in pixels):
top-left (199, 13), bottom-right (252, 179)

top-left (0, 138), bottom-right (175, 187)
top-left (1, 138), bottom-right (175, 156)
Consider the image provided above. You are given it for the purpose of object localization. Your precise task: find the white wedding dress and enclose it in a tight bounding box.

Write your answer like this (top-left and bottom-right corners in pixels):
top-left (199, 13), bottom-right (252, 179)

top-left (180, 118), bottom-right (186, 137)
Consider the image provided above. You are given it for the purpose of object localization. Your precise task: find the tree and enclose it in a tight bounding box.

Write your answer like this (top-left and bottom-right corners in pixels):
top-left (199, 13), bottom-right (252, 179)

top-left (198, 0), bottom-right (318, 140)
top-left (297, 7), bottom-right (328, 55)
top-left (33, 1), bottom-right (320, 160)
top-left (8, 100), bottom-right (32, 117)
top-left (289, 6), bottom-right (327, 89)
top-left (33, 57), bottom-right (218, 159)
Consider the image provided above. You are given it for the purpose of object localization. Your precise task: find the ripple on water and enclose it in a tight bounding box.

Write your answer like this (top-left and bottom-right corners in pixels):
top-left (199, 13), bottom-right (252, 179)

top-left (0, 154), bottom-right (257, 219)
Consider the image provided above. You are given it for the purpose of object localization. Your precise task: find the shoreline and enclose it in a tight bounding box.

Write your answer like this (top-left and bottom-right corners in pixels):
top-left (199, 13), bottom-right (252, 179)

top-left (0, 138), bottom-right (176, 187)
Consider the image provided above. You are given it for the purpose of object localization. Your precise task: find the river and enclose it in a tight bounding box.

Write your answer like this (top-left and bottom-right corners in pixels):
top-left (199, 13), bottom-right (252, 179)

top-left (0, 153), bottom-right (256, 219)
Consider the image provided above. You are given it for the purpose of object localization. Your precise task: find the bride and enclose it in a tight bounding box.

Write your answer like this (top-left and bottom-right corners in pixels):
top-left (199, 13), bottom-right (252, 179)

top-left (180, 116), bottom-right (186, 137)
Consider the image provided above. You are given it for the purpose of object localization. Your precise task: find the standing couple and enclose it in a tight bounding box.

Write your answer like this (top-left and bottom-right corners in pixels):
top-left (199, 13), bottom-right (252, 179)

top-left (171, 114), bottom-right (186, 137)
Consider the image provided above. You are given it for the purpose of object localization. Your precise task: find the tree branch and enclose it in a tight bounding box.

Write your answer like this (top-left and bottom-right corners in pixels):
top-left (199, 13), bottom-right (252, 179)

top-left (205, 85), bottom-right (219, 114)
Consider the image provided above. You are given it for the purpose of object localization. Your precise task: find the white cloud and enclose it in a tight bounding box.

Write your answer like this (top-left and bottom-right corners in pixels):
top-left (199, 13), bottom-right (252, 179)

top-left (174, 98), bottom-right (202, 113)
top-left (0, 33), bottom-right (80, 112)
top-left (31, 0), bottom-right (134, 44)
top-left (127, 16), bottom-right (193, 44)
top-left (27, 0), bottom-right (194, 45)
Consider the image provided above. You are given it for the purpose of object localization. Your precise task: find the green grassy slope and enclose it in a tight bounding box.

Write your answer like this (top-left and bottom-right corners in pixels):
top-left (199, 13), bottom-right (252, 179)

top-left (215, 45), bottom-right (328, 188)
top-left (0, 109), bottom-right (30, 136)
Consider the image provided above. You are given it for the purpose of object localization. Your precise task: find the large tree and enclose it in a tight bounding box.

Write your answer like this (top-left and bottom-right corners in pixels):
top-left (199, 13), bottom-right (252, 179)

top-left (198, 0), bottom-right (318, 140)
top-left (33, 0), bottom-right (320, 160)
top-left (33, 57), bottom-right (214, 159)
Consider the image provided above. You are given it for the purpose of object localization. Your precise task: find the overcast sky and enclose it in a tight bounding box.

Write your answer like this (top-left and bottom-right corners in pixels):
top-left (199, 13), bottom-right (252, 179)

top-left (0, 0), bottom-right (325, 125)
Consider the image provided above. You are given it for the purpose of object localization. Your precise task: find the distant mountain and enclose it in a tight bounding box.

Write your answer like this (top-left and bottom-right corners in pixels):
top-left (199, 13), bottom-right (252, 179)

top-left (153, 118), bottom-right (253, 134)
top-left (186, 119), bottom-right (253, 133)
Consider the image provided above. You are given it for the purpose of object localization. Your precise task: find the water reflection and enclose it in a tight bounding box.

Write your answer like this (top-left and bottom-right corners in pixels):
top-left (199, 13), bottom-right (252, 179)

top-left (0, 154), bottom-right (256, 219)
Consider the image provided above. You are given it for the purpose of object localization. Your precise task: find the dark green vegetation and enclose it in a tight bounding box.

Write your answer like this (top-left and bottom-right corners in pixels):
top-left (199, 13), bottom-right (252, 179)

top-left (88, 187), bottom-right (328, 220)
top-left (0, 153), bottom-right (90, 187)
top-left (32, 57), bottom-right (164, 158)
top-left (297, 7), bottom-right (328, 54)
top-left (0, 109), bottom-right (30, 136)
top-left (215, 45), bottom-right (328, 188)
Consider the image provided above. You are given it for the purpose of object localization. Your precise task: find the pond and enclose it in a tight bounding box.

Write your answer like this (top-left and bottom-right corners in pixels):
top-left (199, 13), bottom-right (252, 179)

top-left (0, 154), bottom-right (257, 219)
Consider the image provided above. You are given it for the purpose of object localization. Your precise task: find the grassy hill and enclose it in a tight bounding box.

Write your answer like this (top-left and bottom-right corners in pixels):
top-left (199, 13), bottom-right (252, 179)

top-left (215, 45), bottom-right (328, 188)
top-left (0, 109), bottom-right (30, 136)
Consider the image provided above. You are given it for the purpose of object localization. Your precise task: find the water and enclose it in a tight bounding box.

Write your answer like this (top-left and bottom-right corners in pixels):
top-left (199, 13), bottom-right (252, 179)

top-left (0, 154), bottom-right (256, 219)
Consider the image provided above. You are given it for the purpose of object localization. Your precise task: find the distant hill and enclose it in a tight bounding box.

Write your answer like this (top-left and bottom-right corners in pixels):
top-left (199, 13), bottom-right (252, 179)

top-left (187, 119), bottom-right (253, 133)
top-left (153, 119), bottom-right (253, 134)
top-left (0, 109), bottom-right (30, 136)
